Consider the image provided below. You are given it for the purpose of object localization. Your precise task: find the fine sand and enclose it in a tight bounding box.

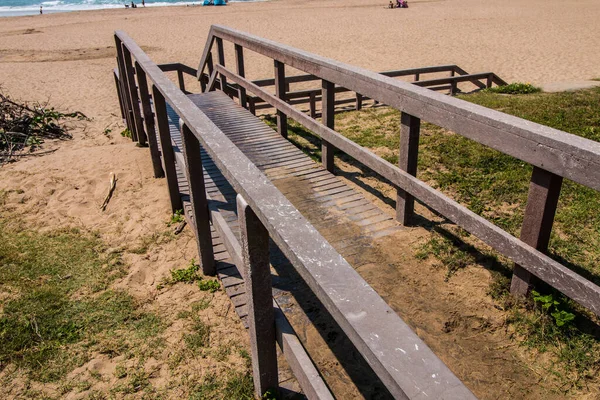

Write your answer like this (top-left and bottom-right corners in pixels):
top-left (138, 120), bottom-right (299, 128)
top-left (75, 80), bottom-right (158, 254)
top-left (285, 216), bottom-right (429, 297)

top-left (1, 0), bottom-right (600, 398)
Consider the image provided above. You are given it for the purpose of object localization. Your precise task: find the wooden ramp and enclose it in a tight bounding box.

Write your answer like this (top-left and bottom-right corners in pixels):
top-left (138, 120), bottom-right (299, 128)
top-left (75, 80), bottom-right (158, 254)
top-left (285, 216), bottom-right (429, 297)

top-left (168, 91), bottom-right (404, 324)
top-left (165, 90), bottom-right (410, 396)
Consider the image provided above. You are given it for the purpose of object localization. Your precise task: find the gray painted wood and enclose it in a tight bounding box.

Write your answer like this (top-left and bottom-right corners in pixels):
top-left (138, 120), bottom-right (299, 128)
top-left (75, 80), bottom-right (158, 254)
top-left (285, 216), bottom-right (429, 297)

top-left (114, 37), bottom-right (135, 140)
top-left (134, 63), bottom-right (164, 178)
top-left (181, 122), bottom-right (216, 276)
top-left (238, 195), bottom-right (279, 397)
top-left (234, 44), bottom-right (248, 109)
top-left (151, 85), bottom-right (182, 212)
top-left (112, 68), bottom-right (126, 120)
top-left (121, 45), bottom-right (145, 144)
top-left (396, 113), bottom-right (420, 225)
top-left (511, 167), bottom-right (563, 295)
top-left (215, 37), bottom-right (228, 94)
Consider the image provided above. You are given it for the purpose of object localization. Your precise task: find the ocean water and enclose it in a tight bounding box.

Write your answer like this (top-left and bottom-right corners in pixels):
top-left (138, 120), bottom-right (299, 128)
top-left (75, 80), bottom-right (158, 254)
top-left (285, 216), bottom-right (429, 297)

top-left (0, 0), bottom-right (254, 17)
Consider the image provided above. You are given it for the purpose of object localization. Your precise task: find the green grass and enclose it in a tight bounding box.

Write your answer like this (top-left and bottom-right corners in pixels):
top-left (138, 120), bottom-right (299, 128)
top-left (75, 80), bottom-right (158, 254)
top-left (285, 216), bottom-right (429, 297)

top-left (189, 371), bottom-right (255, 400)
top-left (169, 259), bottom-right (200, 284)
top-left (0, 220), bottom-right (164, 383)
top-left (198, 279), bottom-right (220, 293)
top-left (484, 82), bottom-right (541, 94)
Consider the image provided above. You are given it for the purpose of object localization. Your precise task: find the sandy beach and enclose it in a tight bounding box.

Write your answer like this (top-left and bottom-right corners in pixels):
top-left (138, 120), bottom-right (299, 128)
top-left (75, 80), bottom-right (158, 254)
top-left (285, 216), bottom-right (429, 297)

top-left (1, 0), bottom-right (600, 398)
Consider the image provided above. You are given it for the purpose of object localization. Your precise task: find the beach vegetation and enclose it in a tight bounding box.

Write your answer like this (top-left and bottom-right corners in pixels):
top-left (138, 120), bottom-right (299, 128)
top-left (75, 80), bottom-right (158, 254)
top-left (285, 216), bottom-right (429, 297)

top-left (198, 279), bottom-right (220, 293)
top-left (484, 82), bottom-right (541, 94)
top-left (0, 89), bottom-right (87, 164)
top-left (0, 219), bottom-right (164, 383)
top-left (168, 208), bottom-right (185, 225)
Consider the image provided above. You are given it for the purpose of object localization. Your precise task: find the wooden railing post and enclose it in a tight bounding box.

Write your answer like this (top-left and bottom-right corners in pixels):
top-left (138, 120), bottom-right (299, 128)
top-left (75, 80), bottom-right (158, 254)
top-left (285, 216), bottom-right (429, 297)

top-left (274, 60), bottom-right (288, 138)
top-left (487, 73), bottom-right (493, 89)
top-left (181, 122), bottom-right (215, 276)
top-left (511, 167), bottom-right (563, 295)
top-left (177, 68), bottom-right (186, 92)
top-left (449, 79), bottom-right (457, 95)
top-left (237, 194), bottom-right (278, 398)
top-left (152, 85), bottom-right (183, 213)
top-left (215, 38), bottom-right (228, 94)
top-left (234, 44), bottom-right (248, 109)
top-left (309, 92), bottom-right (317, 118)
top-left (249, 97), bottom-right (256, 115)
top-left (355, 93), bottom-right (363, 111)
top-left (396, 112), bottom-right (420, 225)
top-left (201, 53), bottom-right (215, 93)
top-left (113, 68), bottom-right (126, 121)
top-left (114, 37), bottom-right (134, 135)
top-left (135, 62), bottom-right (165, 179)
top-left (122, 45), bottom-right (146, 145)
top-left (321, 79), bottom-right (335, 172)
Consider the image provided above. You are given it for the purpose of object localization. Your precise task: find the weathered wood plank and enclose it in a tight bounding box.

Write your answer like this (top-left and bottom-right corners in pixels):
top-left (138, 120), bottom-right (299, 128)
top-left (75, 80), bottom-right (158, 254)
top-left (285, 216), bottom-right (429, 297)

top-left (511, 167), bottom-right (563, 295)
top-left (396, 113), bottom-right (420, 225)
top-left (321, 79), bottom-right (335, 173)
top-left (134, 63), bottom-right (164, 178)
top-left (238, 195), bottom-right (278, 397)
top-left (181, 122), bottom-right (216, 275)
top-left (152, 85), bottom-right (182, 212)
top-left (274, 60), bottom-right (288, 139)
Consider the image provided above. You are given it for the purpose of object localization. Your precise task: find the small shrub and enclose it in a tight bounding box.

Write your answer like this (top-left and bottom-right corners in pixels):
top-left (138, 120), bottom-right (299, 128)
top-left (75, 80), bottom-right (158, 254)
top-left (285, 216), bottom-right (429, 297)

top-left (169, 259), bottom-right (200, 284)
top-left (120, 129), bottom-right (132, 138)
top-left (485, 82), bottom-right (541, 94)
top-left (531, 290), bottom-right (576, 328)
top-left (198, 279), bottom-right (220, 293)
top-left (168, 209), bottom-right (184, 226)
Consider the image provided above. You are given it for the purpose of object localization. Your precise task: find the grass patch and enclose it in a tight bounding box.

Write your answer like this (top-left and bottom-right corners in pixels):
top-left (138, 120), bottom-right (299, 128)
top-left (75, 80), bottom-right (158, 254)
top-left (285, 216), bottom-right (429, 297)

top-left (189, 371), bottom-right (254, 400)
top-left (484, 82), bottom-right (541, 94)
top-left (169, 259), bottom-right (200, 284)
top-left (0, 220), bottom-right (164, 383)
top-left (168, 209), bottom-right (184, 226)
top-left (198, 279), bottom-right (220, 293)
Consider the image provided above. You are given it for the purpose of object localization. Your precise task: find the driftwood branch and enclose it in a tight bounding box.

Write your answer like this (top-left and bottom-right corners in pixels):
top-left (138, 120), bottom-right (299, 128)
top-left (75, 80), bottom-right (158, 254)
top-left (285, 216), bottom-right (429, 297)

top-left (100, 173), bottom-right (117, 211)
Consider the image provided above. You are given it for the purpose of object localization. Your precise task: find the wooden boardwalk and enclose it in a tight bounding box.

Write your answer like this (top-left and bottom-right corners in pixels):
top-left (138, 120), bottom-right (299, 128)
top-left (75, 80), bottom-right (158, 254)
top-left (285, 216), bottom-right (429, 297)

top-left (166, 90), bottom-right (404, 330)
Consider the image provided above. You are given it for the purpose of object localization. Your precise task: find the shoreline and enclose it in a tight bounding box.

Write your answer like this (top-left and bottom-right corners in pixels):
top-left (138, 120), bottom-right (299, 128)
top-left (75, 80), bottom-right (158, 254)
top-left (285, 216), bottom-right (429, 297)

top-left (0, 0), bottom-right (262, 18)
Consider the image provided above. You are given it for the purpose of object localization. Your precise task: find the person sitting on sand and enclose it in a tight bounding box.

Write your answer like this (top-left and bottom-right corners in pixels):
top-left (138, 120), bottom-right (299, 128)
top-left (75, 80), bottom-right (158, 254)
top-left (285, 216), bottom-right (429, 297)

top-left (389, 1), bottom-right (394, 8)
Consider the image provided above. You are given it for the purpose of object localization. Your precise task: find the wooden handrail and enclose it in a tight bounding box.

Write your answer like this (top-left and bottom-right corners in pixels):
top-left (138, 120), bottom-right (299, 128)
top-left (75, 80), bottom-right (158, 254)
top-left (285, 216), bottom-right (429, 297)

top-left (213, 63), bottom-right (600, 318)
top-left (116, 29), bottom-right (475, 400)
top-left (199, 25), bottom-right (600, 192)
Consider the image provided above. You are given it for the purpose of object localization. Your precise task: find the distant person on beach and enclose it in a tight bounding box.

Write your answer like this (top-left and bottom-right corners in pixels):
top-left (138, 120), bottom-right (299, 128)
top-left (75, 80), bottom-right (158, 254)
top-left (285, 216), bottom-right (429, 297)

top-left (131, 1), bottom-right (136, 7)
top-left (142, 0), bottom-right (145, 6)
top-left (40, 5), bottom-right (42, 14)
top-left (388, 1), bottom-right (394, 8)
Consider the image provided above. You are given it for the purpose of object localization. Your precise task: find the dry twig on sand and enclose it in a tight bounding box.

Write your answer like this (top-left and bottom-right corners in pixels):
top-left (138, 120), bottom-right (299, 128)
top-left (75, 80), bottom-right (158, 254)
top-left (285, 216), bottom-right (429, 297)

top-left (100, 173), bottom-right (117, 211)
top-left (174, 220), bottom-right (187, 235)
